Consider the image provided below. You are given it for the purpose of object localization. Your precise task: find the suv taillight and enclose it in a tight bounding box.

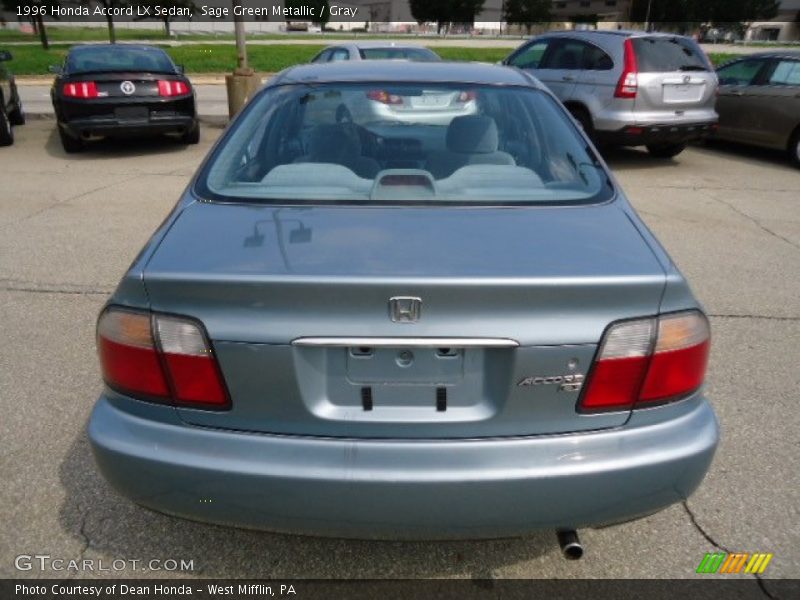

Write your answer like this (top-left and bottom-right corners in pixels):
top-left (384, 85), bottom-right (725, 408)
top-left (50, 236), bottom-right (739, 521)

top-left (158, 80), bottom-right (190, 97)
top-left (97, 308), bottom-right (229, 408)
top-left (614, 38), bottom-right (638, 99)
top-left (63, 81), bottom-right (99, 99)
top-left (579, 311), bottom-right (710, 412)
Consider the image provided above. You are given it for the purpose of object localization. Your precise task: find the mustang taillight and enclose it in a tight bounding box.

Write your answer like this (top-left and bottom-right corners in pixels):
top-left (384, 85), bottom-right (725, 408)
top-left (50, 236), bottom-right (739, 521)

top-left (97, 308), bottom-right (229, 409)
top-left (63, 81), bottom-right (99, 99)
top-left (158, 80), bottom-right (190, 97)
top-left (579, 311), bottom-right (710, 412)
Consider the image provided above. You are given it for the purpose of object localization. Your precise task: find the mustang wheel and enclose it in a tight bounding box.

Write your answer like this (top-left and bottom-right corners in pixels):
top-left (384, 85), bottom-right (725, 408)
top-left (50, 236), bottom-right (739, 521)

top-left (58, 127), bottom-right (83, 153)
top-left (181, 123), bottom-right (200, 144)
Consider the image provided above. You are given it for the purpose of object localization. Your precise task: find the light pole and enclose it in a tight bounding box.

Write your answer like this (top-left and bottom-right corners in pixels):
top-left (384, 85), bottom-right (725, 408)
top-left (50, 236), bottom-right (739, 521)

top-left (644, 0), bottom-right (653, 32)
top-left (225, 0), bottom-right (260, 118)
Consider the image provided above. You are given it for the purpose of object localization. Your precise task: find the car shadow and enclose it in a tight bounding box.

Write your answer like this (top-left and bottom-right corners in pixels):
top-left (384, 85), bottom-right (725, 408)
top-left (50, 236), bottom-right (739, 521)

top-left (600, 146), bottom-right (684, 171)
top-left (45, 127), bottom-right (197, 161)
top-left (694, 139), bottom-right (794, 171)
top-left (58, 427), bottom-right (554, 578)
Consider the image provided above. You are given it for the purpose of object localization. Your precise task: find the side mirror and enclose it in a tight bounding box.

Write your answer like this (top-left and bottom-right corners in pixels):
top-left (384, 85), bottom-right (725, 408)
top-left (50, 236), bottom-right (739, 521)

top-left (0, 50), bottom-right (12, 62)
top-left (48, 65), bottom-right (63, 74)
top-left (176, 64), bottom-right (185, 74)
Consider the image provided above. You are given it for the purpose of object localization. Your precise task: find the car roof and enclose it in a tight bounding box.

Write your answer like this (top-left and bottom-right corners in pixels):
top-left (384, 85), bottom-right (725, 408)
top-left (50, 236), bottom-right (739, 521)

top-left (333, 41), bottom-right (430, 50)
top-left (543, 29), bottom-right (693, 40)
top-left (68, 43), bottom-right (167, 54)
top-left (271, 60), bottom-right (540, 87)
top-left (721, 50), bottom-right (800, 60)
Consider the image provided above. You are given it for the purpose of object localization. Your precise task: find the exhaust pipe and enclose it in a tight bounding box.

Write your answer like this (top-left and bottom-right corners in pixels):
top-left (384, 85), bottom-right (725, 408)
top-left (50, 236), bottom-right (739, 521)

top-left (556, 529), bottom-right (584, 560)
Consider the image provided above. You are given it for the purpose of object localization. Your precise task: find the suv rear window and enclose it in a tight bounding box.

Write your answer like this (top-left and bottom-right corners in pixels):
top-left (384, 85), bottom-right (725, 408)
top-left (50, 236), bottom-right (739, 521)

top-left (632, 37), bottom-right (709, 72)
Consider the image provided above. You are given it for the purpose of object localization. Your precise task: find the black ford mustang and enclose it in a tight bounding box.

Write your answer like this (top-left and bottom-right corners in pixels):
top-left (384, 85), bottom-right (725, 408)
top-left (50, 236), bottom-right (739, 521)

top-left (51, 44), bottom-right (199, 153)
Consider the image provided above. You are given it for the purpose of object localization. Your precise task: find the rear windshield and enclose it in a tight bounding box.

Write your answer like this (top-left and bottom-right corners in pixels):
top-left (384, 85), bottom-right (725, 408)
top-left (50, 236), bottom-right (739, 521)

top-left (359, 48), bottom-right (440, 61)
top-left (66, 46), bottom-right (176, 74)
top-left (633, 37), bottom-right (709, 72)
top-left (197, 83), bottom-right (611, 206)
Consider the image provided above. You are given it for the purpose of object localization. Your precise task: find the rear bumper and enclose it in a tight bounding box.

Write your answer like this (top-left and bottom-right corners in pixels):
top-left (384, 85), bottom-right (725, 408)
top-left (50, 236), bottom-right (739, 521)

top-left (89, 395), bottom-right (719, 539)
top-left (598, 121), bottom-right (718, 146)
top-left (60, 114), bottom-right (196, 138)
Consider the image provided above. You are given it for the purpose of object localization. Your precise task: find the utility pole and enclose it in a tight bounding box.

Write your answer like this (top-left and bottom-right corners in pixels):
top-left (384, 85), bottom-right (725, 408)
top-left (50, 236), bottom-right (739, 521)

top-left (644, 0), bottom-right (653, 32)
top-left (225, 0), bottom-right (260, 118)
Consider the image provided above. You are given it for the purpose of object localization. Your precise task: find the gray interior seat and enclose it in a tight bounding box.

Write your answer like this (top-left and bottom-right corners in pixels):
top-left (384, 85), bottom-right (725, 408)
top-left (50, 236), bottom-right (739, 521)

top-left (427, 115), bottom-right (515, 179)
top-left (295, 124), bottom-right (380, 179)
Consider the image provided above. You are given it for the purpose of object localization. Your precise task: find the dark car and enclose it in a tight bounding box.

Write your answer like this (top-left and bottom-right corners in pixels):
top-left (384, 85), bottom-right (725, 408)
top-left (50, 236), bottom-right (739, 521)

top-left (50, 44), bottom-right (198, 153)
top-left (0, 49), bottom-right (26, 147)
top-left (714, 51), bottom-right (800, 167)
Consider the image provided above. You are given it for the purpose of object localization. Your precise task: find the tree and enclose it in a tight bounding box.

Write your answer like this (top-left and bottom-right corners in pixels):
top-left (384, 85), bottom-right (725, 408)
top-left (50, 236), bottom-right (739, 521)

top-left (83, 0), bottom-right (130, 44)
top-left (1, 0), bottom-right (60, 49)
top-left (629, 0), bottom-right (779, 27)
top-left (285, 0), bottom-right (330, 29)
top-left (134, 0), bottom-right (195, 36)
top-left (503, 0), bottom-right (550, 34)
top-left (410, 0), bottom-right (486, 33)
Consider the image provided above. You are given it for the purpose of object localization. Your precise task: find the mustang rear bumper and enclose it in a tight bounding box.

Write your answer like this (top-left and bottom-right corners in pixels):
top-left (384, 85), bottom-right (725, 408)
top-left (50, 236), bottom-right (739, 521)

top-left (60, 115), bottom-right (195, 138)
top-left (89, 395), bottom-right (718, 539)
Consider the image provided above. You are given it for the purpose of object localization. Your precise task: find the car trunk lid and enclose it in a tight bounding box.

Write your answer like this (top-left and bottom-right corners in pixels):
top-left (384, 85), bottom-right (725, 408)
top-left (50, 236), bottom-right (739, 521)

top-left (142, 200), bottom-right (667, 438)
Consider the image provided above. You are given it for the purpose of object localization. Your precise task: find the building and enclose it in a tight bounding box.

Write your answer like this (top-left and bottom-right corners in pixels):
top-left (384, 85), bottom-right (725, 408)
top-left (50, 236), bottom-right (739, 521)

top-left (746, 0), bottom-right (800, 41)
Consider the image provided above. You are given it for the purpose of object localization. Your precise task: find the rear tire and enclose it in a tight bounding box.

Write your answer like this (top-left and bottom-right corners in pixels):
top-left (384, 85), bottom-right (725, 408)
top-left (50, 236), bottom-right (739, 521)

top-left (58, 127), bottom-right (84, 153)
top-left (647, 142), bottom-right (686, 159)
top-left (181, 123), bottom-right (200, 144)
top-left (789, 129), bottom-right (800, 168)
top-left (568, 106), bottom-right (595, 143)
top-left (0, 105), bottom-right (13, 147)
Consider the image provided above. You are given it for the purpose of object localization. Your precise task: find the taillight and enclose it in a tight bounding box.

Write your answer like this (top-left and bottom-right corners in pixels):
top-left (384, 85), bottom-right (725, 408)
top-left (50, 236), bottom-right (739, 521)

top-left (456, 91), bottom-right (476, 103)
top-left (158, 80), bottom-right (190, 97)
top-left (366, 90), bottom-right (404, 105)
top-left (614, 39), bottom-right (638, 99)
top-left (97, 308), bottom-right (229, 409)
top-left (63, 81), bottom-right (99, 99)
top-left (579, 311), bottom-right (710, 413)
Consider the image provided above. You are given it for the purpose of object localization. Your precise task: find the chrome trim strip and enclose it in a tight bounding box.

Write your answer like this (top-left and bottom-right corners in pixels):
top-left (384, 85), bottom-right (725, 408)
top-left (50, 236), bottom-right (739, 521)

top-left (291, 337), bottom-right (519, 348)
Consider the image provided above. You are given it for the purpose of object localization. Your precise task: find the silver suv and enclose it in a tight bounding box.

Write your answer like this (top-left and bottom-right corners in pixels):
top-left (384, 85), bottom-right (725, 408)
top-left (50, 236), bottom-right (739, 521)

top-left (503, 30), bottom-right (719, 158)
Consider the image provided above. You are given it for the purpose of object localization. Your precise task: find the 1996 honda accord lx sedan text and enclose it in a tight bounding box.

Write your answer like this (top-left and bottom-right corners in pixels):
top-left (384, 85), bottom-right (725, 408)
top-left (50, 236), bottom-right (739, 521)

top-left (88, 62), bottom-right (719, 546)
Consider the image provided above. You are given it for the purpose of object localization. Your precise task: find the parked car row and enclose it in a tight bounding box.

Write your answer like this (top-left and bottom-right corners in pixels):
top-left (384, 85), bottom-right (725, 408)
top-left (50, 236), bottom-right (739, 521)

top-left (2, 36), bottom-right (797, 168)
top-left (500, 31), bottom-right (800, 167)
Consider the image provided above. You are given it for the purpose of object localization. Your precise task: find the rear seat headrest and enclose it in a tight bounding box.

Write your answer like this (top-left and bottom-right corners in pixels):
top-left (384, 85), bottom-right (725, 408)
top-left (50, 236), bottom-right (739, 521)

top-left (307, 124), bottom-right (361, 161)
top-left (446, 115), bottom-right (499, 155)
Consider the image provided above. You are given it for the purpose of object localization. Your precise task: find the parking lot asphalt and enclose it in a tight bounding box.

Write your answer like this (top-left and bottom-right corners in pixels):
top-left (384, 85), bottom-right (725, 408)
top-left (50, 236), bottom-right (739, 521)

top-left (1, 121), bottom-right (798, 585)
